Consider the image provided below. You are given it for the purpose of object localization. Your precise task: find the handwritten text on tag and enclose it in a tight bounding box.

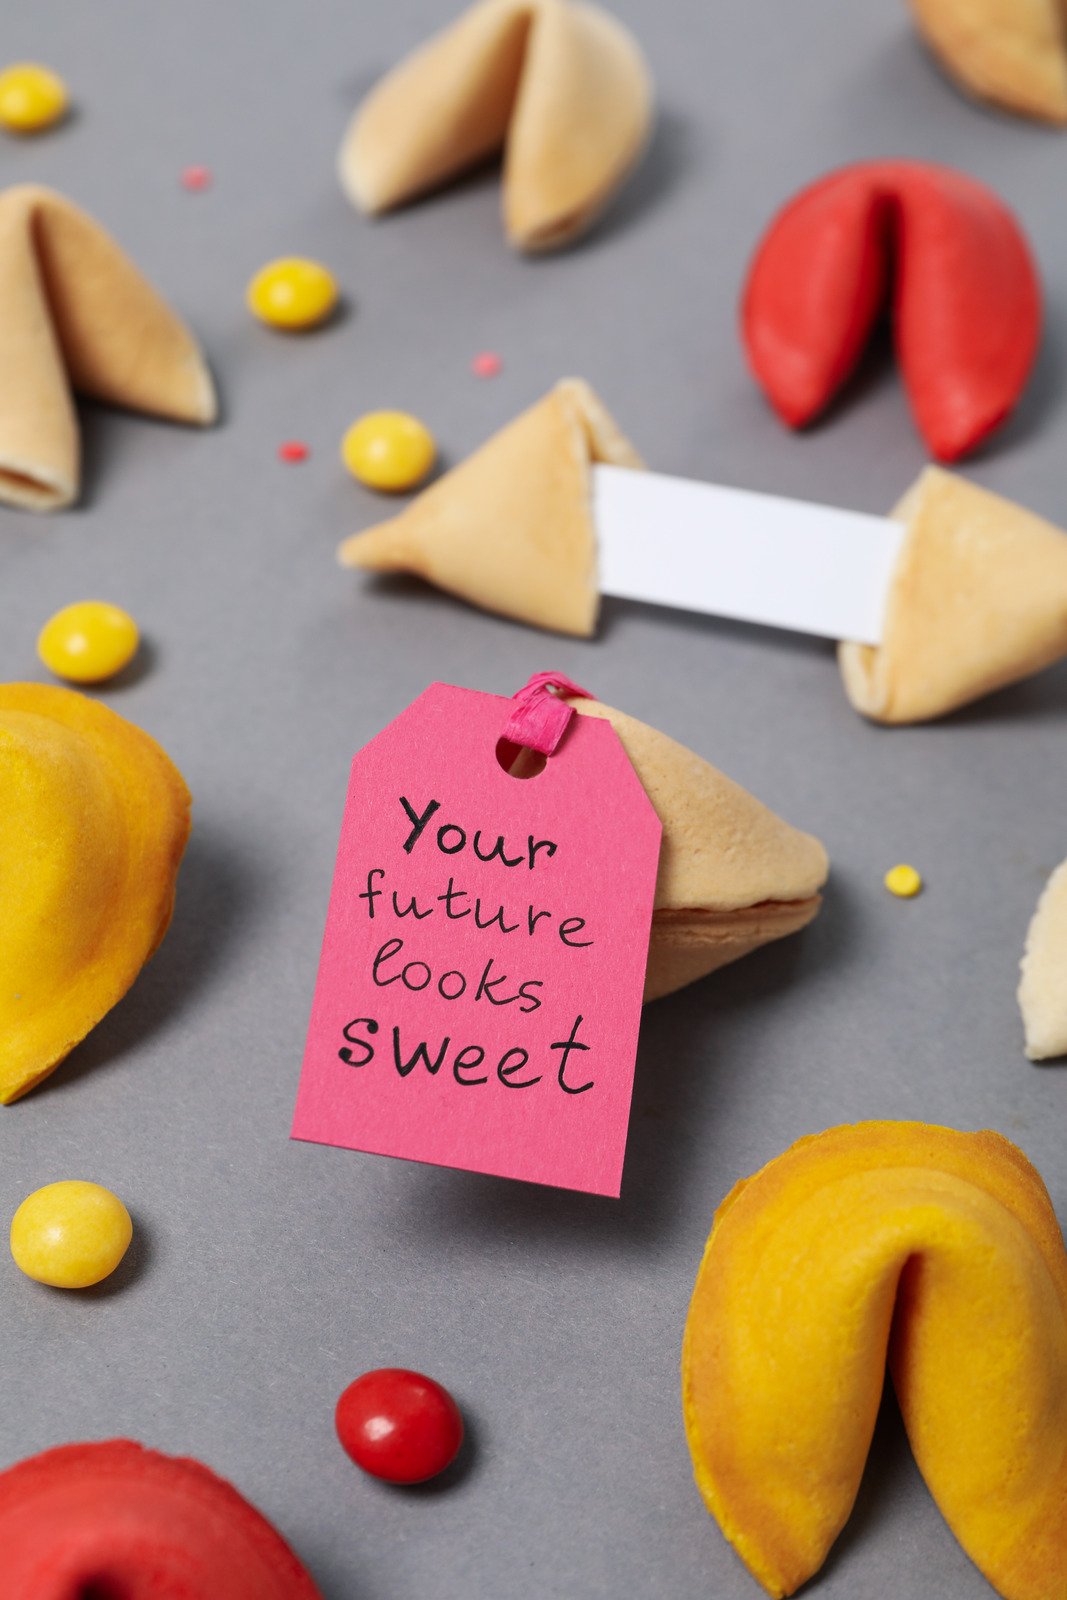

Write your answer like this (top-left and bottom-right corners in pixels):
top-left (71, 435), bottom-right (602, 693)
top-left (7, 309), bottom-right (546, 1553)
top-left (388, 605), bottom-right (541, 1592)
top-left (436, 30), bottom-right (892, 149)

top-left (291, 683), bottom-right (661, 1196)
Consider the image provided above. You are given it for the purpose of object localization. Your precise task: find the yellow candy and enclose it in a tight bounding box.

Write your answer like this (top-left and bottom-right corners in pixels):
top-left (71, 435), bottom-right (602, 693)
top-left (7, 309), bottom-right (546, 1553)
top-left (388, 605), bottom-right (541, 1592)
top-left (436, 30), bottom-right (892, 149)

top-left (246, 257), bottom-right (338, 330)
top-left (342, 411), bottom-right (436, 492)
top-left (884, 863), bottom-right (923, 898)
top-left (37, 601), bottom-right (139, 684)
top-left (0, 63), bottom-right (68, 133)
top-left (10, 1181), bottom-right (133, 1288)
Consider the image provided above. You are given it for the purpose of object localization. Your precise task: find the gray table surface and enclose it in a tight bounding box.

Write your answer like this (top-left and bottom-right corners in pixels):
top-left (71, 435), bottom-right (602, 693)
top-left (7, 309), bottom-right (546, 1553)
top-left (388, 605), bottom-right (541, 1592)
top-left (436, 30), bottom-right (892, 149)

top-left (2, 1), bottom-right (1066, 1596)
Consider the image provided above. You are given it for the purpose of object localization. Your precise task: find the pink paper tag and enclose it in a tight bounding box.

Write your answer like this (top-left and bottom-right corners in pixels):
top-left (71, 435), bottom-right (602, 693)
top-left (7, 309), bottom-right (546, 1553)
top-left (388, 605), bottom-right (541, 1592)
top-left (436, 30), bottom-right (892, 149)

top-left (291, 682), bottom-right (662, 1196)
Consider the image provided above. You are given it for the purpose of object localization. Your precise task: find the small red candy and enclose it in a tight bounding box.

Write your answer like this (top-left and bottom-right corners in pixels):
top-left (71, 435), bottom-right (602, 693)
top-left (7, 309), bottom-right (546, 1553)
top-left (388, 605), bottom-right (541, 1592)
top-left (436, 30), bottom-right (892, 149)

top-left (181, 165), bottom-right (212, 191)
top-left (471, 350), bottom-right (502, 378)
top-left (336, 1368), bottom-right (463, 1484)
top-left (278, 440), bottom-right (310, 463)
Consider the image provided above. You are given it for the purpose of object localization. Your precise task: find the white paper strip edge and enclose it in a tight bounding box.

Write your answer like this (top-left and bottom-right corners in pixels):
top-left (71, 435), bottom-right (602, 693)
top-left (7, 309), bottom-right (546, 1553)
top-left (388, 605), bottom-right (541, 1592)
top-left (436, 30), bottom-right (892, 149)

top-left (593, 465), bottom-right (906, 646)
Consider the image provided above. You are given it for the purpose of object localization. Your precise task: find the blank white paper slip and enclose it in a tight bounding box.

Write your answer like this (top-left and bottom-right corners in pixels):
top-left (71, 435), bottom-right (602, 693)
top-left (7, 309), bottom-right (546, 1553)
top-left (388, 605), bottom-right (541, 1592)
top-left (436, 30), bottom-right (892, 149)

top-left (593, 465), bottom-right (906, 646)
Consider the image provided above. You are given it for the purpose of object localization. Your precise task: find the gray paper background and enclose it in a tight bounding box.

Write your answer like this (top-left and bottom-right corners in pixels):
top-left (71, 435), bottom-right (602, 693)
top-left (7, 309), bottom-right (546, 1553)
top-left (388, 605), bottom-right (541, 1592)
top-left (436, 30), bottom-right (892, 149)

top-left (1, 2), bottom-right (1065, 1595)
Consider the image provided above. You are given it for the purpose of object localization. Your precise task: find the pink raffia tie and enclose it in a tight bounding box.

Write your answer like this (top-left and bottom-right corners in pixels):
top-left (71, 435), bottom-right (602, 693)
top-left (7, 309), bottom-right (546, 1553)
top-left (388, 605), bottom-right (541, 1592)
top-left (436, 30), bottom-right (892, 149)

top-left (501, 671), bottom-right (594, 757)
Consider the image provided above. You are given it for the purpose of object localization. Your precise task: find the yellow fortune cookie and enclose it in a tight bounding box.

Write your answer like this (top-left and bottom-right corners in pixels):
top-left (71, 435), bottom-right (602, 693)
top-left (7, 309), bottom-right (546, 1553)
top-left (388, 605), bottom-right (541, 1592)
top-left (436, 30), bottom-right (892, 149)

top-left (246, 257), bottom-right (338, 330)
top-left (342, 411), bottom-right (436, 492)
top-left (0, 683), bottom-right (191, 1103)
top-left (0, 64), bottom-right (68, 133)
top-left (10, 1181), bottom-right (132, 1288)
top-left (38, 601), bottom-right (140, 684)
top-left (683, 1122), bottom-right (1067, 1600)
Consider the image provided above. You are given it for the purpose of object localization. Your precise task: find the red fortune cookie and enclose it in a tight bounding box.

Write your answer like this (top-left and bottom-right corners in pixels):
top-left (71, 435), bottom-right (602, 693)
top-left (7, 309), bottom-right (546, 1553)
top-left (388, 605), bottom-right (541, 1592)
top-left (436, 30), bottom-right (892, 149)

top-left (742, 160), bottom-right (1041, 462)
top-left (0, 1440), bottom-right (322, 1599)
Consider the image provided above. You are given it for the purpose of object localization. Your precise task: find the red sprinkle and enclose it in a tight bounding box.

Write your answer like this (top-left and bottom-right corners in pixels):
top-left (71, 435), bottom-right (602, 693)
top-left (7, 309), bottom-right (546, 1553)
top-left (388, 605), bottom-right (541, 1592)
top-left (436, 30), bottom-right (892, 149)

top-left (471, 350), bottom-right (502, 378)
top-left (181, 166), bottom-right (212, 192)
top-left (277, 440), bottom-right (310, 463)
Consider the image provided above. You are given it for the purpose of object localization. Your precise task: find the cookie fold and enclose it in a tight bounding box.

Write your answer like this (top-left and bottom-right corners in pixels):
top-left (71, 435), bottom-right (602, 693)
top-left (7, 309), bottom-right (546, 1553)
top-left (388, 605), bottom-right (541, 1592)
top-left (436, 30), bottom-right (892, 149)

top-left (0, 683), bottom-right (191, 1102)
top-left (683, 1122), bottom-right (1067, 1600)
top-left (1019, 856), bottom-right (1067, 1060)
top-left (339, 0), bottom-right (653, 251)
top-left (0, 184), bottom-right (216, 512)
top-left (567, 698), bottom-right (828, 1000)
top-left (909, 0), bottom-right (1067, 124)
top-left (338, 378), bottom-right (642, 635)
top-left (0, 1440), bottom-right (322, 1599)
top-left (742, 161), bottom-right (1041, 462)
top-left (839, 468), bottom-right (1067, 723)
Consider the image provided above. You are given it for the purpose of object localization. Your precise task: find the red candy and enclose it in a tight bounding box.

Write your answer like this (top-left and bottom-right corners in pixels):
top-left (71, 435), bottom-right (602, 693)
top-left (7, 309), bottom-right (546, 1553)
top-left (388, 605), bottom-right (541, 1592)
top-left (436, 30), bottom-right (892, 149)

top-left (336, 1368), bottom-right (463, 1484)
top-left (278, 440), bottom-right (310, 463)
top-left (181, 165), bottom-right (212, 191)
top-left (742, 160), bottom-right (1041, 462)
top-left (471, 350), bottom-right (502, 378)
top-left (0, 1439), bottom-right (322, 1599)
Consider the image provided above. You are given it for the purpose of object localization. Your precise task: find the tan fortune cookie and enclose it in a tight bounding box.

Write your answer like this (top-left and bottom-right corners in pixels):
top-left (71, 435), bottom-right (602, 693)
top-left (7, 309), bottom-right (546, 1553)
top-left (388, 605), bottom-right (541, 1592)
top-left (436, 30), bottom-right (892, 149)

top-left (339, 0), bottom-right (654, 251)
top-left (342, 384), bottom-right (1067, 724)
top-left (838, 468), bottom-right (1067, 723)
top-left (0, 184), bottom-right (216, 511)
top-left (909, 0), bottom-right (1067, 124)
top-left (562, 699), bottom-right (828, 1000)
top-left (1018, 856), bottom-right (1067, 1061)
top-left (340, 379), bottom-right (642, 634)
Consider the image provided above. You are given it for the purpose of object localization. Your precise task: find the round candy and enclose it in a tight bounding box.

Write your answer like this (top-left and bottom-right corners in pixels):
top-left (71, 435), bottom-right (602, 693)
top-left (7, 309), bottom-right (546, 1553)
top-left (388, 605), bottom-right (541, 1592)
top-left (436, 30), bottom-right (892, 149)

top-left (884, 863), bottom-right (923, 899)
top-left (0, 63), bottom-right (68, 133)
top-left (246, 258), bottom-right (338, 330)
top-left (336, 1368), bottom-right (463, 1484)
top-left (10, 1181), bottom-right (133, 1289)
top-left (341, 411), bottom-right (436, 492)
top-left (37, 600), bottom-right (140, 684)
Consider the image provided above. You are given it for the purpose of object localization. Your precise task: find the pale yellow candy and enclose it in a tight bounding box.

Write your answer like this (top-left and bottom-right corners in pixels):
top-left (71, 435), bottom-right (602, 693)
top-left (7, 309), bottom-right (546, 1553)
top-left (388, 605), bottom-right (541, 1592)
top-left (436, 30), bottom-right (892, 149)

top-left (10, 1181), bottom-right (133, 1288)
top-left (342, 411), bottom-right (436, 492)
top-left (0, 63), bottom-right (68, 132)
top-left (37, 601), bottom-right (140, 684)
top-left (884, 863), bottom-right (923, 898)
top-left (246, 257), bottom-right (338, 330)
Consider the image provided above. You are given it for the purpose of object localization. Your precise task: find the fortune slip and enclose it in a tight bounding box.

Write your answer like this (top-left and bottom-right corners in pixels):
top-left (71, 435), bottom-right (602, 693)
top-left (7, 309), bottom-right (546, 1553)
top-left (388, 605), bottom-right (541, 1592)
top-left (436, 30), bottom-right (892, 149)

top-left (593, 465), bottom-right (905, 645)
top-left (292, 676), bottom-right (662, 1197)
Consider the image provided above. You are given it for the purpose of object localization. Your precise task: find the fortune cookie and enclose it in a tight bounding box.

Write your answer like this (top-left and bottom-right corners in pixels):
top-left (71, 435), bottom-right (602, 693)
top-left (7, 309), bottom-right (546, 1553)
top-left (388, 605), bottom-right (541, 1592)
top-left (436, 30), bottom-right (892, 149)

top-left (683, 1121), bottom-right (1067, 1600)
top-left (1019, 855), bottom-right (1067, 1060)
top-left (0, 1440), bottom-right (323, 1599)
top-left (338, 0), bottom-right (653, 251)
top-left (563, 698), bottom-right (828, 1000)
top-left (340, 378), bottom-right (643, 635)
top-left (0, 184), bottom-right (216, 511)
top-left (341, 381), bottom-right (1067, 724)
top-left (909, 0), bottom-right (1067, 123)
top-left (839, 468), bottom-right (1067, 723)
top-left (742, 161), bottom-right (1041, 462)
top-left (0, 683), bottom-right (191, 1103)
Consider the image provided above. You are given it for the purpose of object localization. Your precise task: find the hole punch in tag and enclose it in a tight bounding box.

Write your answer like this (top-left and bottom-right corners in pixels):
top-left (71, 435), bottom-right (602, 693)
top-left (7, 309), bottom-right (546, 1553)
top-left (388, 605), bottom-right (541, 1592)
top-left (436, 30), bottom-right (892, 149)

top-left (291, 675), bottom-right (662, 1196)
